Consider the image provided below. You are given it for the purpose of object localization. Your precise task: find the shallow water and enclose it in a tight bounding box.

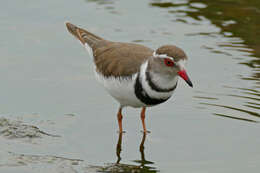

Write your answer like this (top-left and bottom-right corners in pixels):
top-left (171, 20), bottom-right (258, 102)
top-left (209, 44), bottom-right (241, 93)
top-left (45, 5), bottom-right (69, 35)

top-left (0, 0), bottom-right (259, 172)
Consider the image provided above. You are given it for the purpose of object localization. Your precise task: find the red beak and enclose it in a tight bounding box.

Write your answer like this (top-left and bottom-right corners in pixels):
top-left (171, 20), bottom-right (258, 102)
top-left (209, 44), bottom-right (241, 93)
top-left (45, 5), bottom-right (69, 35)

top-left (178, 70), bottom-right (193, 87)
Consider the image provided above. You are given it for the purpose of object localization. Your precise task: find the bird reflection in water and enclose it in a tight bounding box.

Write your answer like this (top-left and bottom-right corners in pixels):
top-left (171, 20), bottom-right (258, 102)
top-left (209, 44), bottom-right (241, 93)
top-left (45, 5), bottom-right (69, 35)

top-left (89, 133), bottom-right (158, 172)
top-left (115, 132), bottom-right (158, 172)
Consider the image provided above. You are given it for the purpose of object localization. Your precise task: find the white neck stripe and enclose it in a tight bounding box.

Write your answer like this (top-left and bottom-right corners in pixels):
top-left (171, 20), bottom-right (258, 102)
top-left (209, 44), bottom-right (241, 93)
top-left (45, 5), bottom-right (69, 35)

top-left (139, 61), bottom-right (176, 99)
top-left (152, 51), bottom-right (174, 60)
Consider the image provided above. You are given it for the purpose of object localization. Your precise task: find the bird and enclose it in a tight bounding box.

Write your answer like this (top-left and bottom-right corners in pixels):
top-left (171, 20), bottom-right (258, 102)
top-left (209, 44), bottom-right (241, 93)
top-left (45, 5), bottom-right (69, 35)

top-left (65, 22), bottom-right (193, 133)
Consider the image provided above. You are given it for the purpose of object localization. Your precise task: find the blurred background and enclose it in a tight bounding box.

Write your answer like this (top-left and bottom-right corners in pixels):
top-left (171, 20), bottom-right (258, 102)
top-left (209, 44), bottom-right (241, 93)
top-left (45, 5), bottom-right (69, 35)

top-left (0, 0), bottom-right (259, 172)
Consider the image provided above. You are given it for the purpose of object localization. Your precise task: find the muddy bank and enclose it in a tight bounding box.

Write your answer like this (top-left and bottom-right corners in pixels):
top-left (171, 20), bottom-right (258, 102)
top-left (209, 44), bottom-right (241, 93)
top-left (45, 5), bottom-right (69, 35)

top-left (0, 117), bottom-right (59, 140)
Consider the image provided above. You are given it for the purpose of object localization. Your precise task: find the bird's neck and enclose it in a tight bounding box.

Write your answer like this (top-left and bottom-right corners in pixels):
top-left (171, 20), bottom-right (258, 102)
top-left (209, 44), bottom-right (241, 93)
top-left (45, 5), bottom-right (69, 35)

top-left (138, 61), bottom-right (178, 99)
top-left (141, 60), bottom-right (178, 89)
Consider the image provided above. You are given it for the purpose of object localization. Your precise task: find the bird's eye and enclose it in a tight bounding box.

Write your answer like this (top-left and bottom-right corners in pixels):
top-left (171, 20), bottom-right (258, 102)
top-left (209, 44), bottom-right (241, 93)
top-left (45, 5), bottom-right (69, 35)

top-left (164, 58), bottom-right (174, 67)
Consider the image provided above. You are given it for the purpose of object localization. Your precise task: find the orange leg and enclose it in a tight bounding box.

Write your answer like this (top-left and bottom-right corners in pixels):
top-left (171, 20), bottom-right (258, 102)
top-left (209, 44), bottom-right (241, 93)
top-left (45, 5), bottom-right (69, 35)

top-left (141, 107), bottom-right (150, 133)
top-left (117, 107), bottom-right (124, 133)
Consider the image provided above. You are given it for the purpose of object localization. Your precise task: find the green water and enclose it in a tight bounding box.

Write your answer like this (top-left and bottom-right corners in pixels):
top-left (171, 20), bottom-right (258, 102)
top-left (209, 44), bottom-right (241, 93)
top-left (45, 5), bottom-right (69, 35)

top-left (0, 0), bottom-right (259, 172)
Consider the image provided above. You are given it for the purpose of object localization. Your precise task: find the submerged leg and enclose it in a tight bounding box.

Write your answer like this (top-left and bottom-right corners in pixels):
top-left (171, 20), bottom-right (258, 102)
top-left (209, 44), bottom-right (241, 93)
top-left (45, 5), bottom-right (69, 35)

top-left (116, 132), bottom-right (123, 163)
top-left (117, 107), bottom-right (124, 133)
top-left (141, 107), bottom-right (150, 133)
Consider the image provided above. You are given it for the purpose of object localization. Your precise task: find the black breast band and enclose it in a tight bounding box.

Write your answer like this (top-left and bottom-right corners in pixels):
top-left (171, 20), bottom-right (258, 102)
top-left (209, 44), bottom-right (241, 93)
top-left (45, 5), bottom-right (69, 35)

top-left (134, 74), bottom-right (170, 106)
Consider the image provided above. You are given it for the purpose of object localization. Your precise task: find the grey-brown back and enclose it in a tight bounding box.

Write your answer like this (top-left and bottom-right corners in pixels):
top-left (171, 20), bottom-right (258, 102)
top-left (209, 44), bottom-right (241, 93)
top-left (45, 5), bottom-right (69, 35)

top-left (93, 42), bottom-right (153, 77)
top-left (66, 22), bottom-right (154, 77)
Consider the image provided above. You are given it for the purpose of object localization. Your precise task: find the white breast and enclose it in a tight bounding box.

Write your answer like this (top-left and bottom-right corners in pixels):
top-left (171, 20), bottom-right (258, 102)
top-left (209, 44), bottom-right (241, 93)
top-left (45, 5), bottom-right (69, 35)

top-left (95, 71), bottom-right (146, 108)
top-left (83, 42), bottom-right (144, 108)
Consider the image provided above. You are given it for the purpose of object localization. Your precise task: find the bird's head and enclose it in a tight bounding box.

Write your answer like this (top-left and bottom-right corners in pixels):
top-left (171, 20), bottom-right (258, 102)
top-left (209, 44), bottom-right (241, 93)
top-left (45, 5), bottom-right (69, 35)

top-left (149, 45), bottom-right (193, 87)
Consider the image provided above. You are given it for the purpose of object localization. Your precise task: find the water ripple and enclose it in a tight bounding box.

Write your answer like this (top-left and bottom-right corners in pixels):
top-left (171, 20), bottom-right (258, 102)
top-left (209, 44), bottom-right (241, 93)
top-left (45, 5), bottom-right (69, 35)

top-left (200, 103), bottom-right (260, 118)
top-left (213, 113), bottom-right (259, 123)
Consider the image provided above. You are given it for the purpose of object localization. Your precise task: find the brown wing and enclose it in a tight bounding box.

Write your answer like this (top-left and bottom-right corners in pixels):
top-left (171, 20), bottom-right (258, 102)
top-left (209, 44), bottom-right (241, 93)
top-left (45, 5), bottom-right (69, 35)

top-left (92, 41), bottom-right (153, 77)
top-left (66, 22), bottom-right (154, 77)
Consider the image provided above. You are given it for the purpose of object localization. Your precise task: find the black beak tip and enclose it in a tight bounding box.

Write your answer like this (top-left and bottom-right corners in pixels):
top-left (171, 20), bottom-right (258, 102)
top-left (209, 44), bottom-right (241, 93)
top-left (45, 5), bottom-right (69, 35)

top-left (187, 80), bottom-right (193, 88)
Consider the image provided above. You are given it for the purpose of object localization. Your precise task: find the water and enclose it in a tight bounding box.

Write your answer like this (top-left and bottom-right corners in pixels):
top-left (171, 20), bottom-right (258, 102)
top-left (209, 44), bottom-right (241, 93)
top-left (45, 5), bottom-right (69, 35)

top-left (0, 0), bottom-right (259, 172)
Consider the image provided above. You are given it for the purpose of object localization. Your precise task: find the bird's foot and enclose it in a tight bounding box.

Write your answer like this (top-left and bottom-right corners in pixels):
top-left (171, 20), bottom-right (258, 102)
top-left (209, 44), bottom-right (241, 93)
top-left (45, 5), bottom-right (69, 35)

top-left (141, 130), bottom-right (151, 134)
top-left (117, 130), bottom-right (126, 134)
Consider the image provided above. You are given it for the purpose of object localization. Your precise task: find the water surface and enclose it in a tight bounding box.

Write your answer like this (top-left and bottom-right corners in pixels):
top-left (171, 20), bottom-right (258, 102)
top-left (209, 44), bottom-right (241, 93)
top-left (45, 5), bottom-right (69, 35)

top-left (0, 0), bottom-right (259, 172)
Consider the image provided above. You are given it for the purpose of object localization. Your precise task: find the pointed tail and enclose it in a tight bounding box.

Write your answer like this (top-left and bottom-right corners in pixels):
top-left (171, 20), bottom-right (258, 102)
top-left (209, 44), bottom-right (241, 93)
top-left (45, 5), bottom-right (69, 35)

top-left (65, 22), bottom-right (103, 47)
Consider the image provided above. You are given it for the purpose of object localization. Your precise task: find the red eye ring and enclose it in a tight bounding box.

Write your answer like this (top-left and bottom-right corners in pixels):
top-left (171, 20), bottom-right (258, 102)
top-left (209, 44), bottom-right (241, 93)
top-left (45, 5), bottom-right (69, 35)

top-left (164, 58), bottom-right (174, 67)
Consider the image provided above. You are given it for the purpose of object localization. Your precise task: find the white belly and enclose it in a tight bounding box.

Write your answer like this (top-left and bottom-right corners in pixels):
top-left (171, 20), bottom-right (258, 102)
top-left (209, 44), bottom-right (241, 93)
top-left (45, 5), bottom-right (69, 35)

top-left (95, 71), bottom-right (145, 108)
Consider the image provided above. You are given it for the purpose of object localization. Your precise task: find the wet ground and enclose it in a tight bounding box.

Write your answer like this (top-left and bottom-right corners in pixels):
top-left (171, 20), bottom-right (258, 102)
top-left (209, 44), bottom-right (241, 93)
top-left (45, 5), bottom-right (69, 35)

top-left (0, 0), bottom-right (259, 172)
